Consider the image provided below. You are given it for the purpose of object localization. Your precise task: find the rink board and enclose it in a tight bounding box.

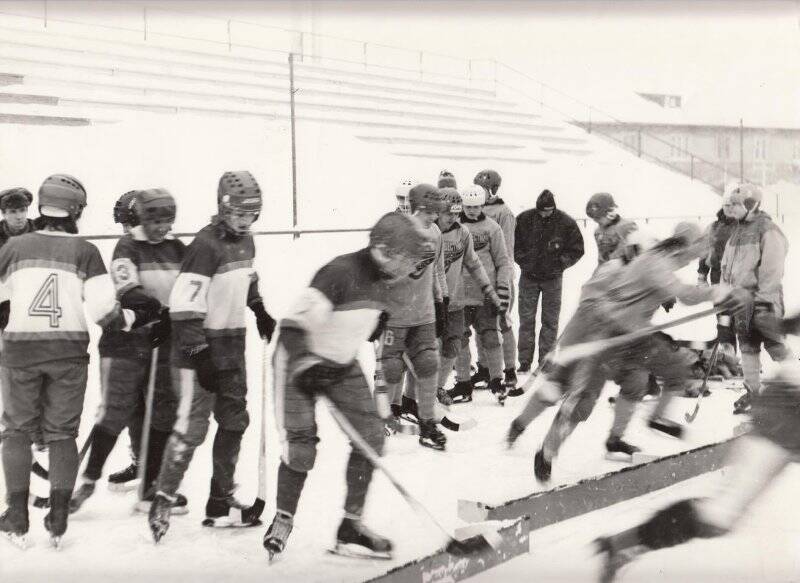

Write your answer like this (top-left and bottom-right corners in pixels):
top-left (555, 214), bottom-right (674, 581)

top-left (364, 516), bottom-right (529, 583)
top-left (458, 435), bottom-right (741, 527)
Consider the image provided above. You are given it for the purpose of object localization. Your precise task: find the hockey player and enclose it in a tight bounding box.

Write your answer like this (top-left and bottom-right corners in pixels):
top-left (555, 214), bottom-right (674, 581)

top-left (0, 174), bottom-right (160, 547)
top-left (719, 184), bottom-right (793, 414)
top-left (449, 184), bottom-right (512, 405)
top-left (436, 188), bottom-right (505, 401)
top-left (379, 184), bottom-right (449, 450)
top-left (395, 178), bottom-right (414, 215)
top-left (262, 212), bottom-right (429, 561)
top-left (70, 189), bottom-right (185, 514)
top-left (103, 190), bottom-right (146, 491)
top-left (471, 170), bottom-right (517, 392)
top-left (595, 313), bottom-right (800, 583)
top-left (585, 192), bottom-right (638, 266)
top-left (148, 171), bottom-right (277, 542)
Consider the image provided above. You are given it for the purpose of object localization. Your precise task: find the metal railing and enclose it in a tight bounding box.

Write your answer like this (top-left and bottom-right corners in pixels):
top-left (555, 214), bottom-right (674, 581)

top-left (0, 1), bottom-right (742, 194)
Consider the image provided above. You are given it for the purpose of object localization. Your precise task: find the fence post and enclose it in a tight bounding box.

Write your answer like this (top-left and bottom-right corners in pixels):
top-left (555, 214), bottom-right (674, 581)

top-left (143, 7), bottom-right (147, 41)
top-left (289, 54), bottom-right (299, 236)
top-left (227, 20), bottom-right (232, 52)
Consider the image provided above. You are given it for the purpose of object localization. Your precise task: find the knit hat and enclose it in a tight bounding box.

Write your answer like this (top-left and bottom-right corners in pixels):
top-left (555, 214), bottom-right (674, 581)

top-left (0, 187), bottom-right (33, 211)
top-left (536, 189), bottom-right (556, 211)
top-left (586, 192), bottom-right (617, 220)
top-left (437, 170), bottom-right (457, 189)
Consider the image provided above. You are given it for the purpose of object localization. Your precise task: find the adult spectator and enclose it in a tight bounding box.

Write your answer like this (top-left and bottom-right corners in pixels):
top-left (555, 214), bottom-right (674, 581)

top-left (514, 189), bottom-right (584, 372)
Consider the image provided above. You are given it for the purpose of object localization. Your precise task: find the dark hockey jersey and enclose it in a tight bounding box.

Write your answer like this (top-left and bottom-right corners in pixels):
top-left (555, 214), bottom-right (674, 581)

top-left (0, 231), bottom-right (132, 367)
top-left (99, 226), bottom-right (186, 360)
top-left (281, 248), bottom-right (389, 365)
top-left (170, 217), bottom-right (261, 368)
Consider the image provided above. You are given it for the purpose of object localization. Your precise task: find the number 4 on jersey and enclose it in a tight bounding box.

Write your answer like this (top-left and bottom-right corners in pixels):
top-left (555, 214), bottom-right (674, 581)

top-left (29, 273), bottom-right (62, 328)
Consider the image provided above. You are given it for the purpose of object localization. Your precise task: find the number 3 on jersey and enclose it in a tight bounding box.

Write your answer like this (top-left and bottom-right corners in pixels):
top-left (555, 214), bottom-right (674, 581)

top-left (29, 273), bottom-right (62, 327)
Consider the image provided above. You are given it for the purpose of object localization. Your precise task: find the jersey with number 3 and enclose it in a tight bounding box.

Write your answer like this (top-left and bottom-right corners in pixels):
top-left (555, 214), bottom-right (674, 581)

top-left (169, 220), bottom-right (261, 367)
top-left (0, 231), bottom-right (131, 367)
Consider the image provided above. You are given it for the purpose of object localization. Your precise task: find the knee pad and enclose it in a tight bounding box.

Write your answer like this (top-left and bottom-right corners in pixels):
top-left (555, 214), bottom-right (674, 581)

top-left (442, 336), bottom-right (461, 359)
top-left (479, 329), bottom-right (500, 350)
top-left (283, 428), bottom-right (320, 473)
top-left (381, 354), bottom-right (406, 384)
top-left (411, 348), bottom-right (439, 378)
top-left (219, 409), bottom-right (250, 433)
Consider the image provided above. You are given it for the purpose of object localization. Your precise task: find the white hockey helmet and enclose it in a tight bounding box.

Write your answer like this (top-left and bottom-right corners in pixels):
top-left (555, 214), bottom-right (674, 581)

top-left (460, 184), bottom-right (487, 207)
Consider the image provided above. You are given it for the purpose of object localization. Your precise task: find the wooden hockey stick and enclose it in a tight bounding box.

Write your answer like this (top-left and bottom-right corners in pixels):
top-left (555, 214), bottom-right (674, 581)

top-left (319, 393), bottom-right (499, 556)
top-left (136, 347), bottom-right (159, 502)
top-left (249, 338), bottom-right (270, 521)
top-left (685, 340), bottom-right (720, 423)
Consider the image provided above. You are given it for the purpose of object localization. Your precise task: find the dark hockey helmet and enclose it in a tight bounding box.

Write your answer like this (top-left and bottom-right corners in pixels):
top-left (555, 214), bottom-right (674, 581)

top-left (585, 192), bottom-right (617, 220)
top-left (218, 171), bottom-right (262, 215)
top-left (726, 183), bottom-right (762, 211)
top-left (437, 187), bottom-right (462, 213)
top-left (38, 174), bottom-right (87, 218)
top-left (473, 169), bottom-right (501, 196)
top-left (369, 212), bottom-right (429, 260)
top-left (437, 170), bottom-right (457, 189)
top-left (0, 187), bottom-right (33, 211)
top-left (113, 191), bottom-right (139, 226)
top-left (409, 183), bottom-right (448, 213)
top-left (135, 188), bottom-right (176, 224)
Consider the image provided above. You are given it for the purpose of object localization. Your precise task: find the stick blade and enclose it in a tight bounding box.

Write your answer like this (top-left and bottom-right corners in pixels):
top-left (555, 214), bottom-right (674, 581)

top-left (445, 534), bottom-right (493, 556)
top-left (685, 405), bottom-right (700, 423)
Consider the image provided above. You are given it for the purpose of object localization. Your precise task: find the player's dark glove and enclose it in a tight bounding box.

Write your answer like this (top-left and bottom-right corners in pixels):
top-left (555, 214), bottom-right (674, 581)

top-left (435, 297), bottom-right (449, 338)
top-left (149, 307), bottom-right (171, 348)
top-left (661, 298), bottom-right (676, 313)
top-left (120, 287), bottom-right (163, 329)
top-left (186, 345), bottom-right (220, 393)
top-left (295, 362), bottom-right (350, 394)
top-left (368, 311), bottom-right (389, 342)
top-left (250, 300), bottom-right (276, 342)
top-left (0, 300), bottom-right (9, 331)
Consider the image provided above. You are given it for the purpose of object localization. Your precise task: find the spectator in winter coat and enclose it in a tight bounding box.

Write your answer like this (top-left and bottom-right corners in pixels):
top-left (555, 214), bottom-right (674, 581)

top-left (513, 189), bottom-right (584, 371)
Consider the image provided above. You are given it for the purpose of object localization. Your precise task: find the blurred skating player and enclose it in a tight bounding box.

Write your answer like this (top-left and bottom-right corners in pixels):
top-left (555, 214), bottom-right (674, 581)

top-left (70, 189), bottom-right (185, 514)
top-left (0, 174), bottom-right (160, 548)
top-left (449, 184), bottom-right (512, 405)
top-left (436, 188), bottom-right (505, 402)
top-left (471, 170), bottom-right (517, 392)
top-left (720, 184), bottom-right (793, 414)
top-left (595, 312), bottom-right (800, 583)
top-left (148, 171), bottom-right (277, 542)
top-left (379, 184), bottom-right (450, 450)
top-left (262, 212), bottom-right (429, 561)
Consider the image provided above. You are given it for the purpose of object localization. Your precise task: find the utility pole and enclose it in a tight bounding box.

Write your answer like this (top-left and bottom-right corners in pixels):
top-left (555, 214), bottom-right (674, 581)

top-left (289, 53), bottom-right (298, 234)
top-left (739, 118), bottom-right (745, 182)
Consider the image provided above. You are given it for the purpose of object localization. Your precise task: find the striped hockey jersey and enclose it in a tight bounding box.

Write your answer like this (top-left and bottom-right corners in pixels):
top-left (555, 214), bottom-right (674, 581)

top-left (169, 218), bottom-right (261, 368)
top-left (99, 226), bottom-right (186, 360)
top-left (281, 248), bottom-right (389, 365)
top-left (0, 231), bottom-right (133, 367)
top-left (459, 213), bottom-right (512, 306)
top-left (483, 198), bottom-right (516, 258)
top-left (440, 221), bottom-right (492, 311)
top-left (385, 221), bottom-right (444, 327)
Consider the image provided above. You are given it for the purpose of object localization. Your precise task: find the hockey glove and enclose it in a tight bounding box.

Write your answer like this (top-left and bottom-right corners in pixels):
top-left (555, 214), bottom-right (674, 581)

top-left (186, 345), bottom-right (220, 394)
top-left (368, 311), bottom-right (389, 342)
top-left (0, 300), bottom-right (9, 331)
top-left (434, 297), bottom-right (449, 338)
top-left (250, 300), bottom-right (276, 342)
top-left (149, 307), bottom-right (171, 348)
top-left (661, 298), bottom-right (676, 313)
top-left (295, 362), bottom-right (350, 395)
top-left (120, 287), bottom-right (163, 329)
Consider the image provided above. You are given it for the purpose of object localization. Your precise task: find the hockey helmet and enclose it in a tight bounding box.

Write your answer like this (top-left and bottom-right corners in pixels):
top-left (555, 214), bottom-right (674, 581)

top-left (38, 174), bottom-right (86, 218)
top-left (409, 183), bottom-right (447, 213)
top-left (460, 184), bottom-right (487, 207)
top-left (218, 171), bottom-right (262, 215)
top-left (585, 192), bottom-right (617, 220)
top-left (135, 188), bottom-right (176, 224)
top-left (473, 169), bottom-right (501, 196)
top-left (113, 191), bottom-right (139, 226)
top-left (369, 212), bottom-right (429, 260)
top-left (437, 187), bottom-right (462, 214)
top-left (437, 170), bottom-right (457, 189)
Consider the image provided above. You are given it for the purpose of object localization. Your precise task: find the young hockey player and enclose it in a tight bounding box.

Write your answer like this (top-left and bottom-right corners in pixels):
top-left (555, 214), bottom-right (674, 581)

top-left (449, 184), bottom-right (512, 405)
top-left (585, 192), bottom-right (638, 266)
top-left (148, 171), bottom-right (277, 542)
top-left (595, 313), bottom-right (800, 583)
top-left (262, 212), bottom-right (429, 561)
top-left (471, 170), bottom-right (517, 392)
top-left (0, 174), bottom-right (160, 547)
top-left (379, 184), bottom-right (449, 450)
top-left (436, 188), bottom-right (504, 401)
top-left (719, 184), bottom-right (793, 414)
top-left (70, 189), bottom-right (185, 514)
top-left (103, 190), bottom-right (145, 491)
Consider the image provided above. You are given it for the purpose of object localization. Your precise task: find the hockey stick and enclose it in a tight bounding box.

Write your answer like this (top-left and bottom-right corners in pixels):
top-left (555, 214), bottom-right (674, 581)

top-left (249, 338), bottom-right (270, 522)
top-left (136, 347), bottom-right (159, 502)
top-left (552, 307), bottom-right (720, 368)
top-left (319, 393), bottom-right (498, 556)
top-left (685, 340), bottom-right (720, 423)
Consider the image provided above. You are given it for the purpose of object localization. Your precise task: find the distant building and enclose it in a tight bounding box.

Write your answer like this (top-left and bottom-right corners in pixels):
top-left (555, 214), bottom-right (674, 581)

top-left (573, 92), bottom-right (800, 192)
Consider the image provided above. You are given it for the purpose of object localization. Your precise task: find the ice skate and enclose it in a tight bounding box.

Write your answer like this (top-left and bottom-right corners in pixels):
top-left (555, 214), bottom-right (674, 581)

top-left (330, 517), bottom-right (393, 560)
top-left (0, 492), bottom-right (29, 550)
top-left (69, 481), bottom-right (96, 514)
top-left (436, 386), bottom-right (453, 406)
top-left (470, 364), bottom-right (489, 388)
top-left (107, 462), bottom-right (140, 492)
top-left (489, 378), bottom-right (508, 405)
top-left (604, 436), bottom-right (641, 462)
top-left (419, 419), bottom-right (446, 451)
top-left (134, 488), bottom-right (188, 515)
top-left (202, 489), bottom-right (263, 528)
top-left (400, 395), bottom-right (419, 424)
top-left (44, 490), bottom-right (70, 549)
top-left (733, 388), bottom-right (752, 414)
top-left (263, 510), bottom-right (293, 562)
top-left (534, 449), bottom-right (552, 483)
top-left (446, 380), bottom-right (473, 403)
top-left (503, 367), bottom-right (519, 395)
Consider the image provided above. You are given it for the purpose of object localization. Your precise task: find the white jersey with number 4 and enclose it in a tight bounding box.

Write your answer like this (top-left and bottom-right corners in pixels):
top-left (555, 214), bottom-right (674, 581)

top-left (0, 231), bottom-right (133, 368)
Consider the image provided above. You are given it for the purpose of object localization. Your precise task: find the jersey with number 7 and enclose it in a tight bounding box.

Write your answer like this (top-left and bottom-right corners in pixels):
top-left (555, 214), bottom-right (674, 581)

top-left (0, 231), bottom-right (136, 367)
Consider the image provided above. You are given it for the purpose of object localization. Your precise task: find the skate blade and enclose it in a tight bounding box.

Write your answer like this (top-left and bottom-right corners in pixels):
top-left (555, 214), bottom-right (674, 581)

top-left (399, 413), bottom-right (419, 425)
top-left (108, 480), bottom-right (140, 493)
top-left (2, 532), bottom-right (29, 550)
top-left (201, 516), bottom-right (262, 528)
top-left (50, 536), bottom-right (63, 550)
top-left (267, 549), bottom-right (283, 564)
top-left (328, 543), bottom-right (392, 561)
top-left (604, 451), bottom-right (635, 463)
top-left (449, 397), bottom-right (472, 404)
top-left (419, 440), bottom-right (446, 452)
top-left (134, 501), bottom-right (189, 516)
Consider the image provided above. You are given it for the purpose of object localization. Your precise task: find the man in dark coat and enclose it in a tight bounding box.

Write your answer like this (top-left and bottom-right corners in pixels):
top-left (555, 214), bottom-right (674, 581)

top-left (514, 189), bottom-right (584, 371)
